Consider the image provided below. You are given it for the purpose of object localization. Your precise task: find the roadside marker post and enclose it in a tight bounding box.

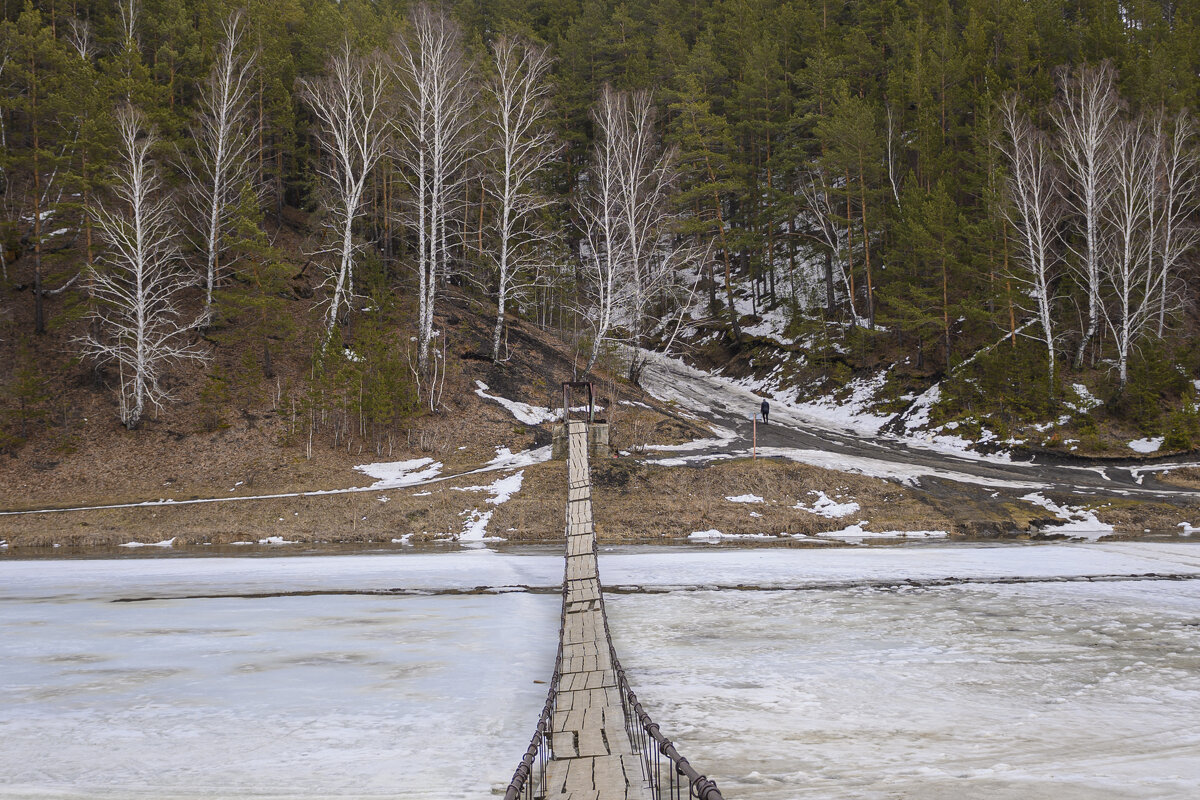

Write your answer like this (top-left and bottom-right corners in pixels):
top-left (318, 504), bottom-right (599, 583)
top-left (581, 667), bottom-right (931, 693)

top-left (752, 413), bottom-right (757, 459)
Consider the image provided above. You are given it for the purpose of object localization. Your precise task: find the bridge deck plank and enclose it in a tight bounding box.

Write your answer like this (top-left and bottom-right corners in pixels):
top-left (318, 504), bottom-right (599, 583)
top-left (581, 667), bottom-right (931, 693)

top-left (539, 422), bottom-right (650, 800)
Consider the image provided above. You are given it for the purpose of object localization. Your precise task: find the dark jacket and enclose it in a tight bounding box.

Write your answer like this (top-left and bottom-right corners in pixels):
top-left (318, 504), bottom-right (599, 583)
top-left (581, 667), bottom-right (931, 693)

top-left (760, 400), bottom-right (770, 417)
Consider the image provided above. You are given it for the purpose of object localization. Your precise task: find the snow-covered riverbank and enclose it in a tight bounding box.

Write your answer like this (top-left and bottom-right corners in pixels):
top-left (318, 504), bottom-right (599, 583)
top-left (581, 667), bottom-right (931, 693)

top-left (3, 544), bottom-right (1199, 799)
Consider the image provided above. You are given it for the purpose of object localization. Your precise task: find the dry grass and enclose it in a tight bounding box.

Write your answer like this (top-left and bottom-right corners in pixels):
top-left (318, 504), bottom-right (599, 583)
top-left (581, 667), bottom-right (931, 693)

top-left (1156, 467), bottom-right (1200, 491)
top-left (8, 451), bottom-right (1199, 549)
top-left (493, 457), bottom-right (958, 542)
top-left (1051, 494), bottom-right (1200, 534)
top-left (2, 467), bottom-right (542, 547)
top-left (1, 456), bottom-right (954, 548)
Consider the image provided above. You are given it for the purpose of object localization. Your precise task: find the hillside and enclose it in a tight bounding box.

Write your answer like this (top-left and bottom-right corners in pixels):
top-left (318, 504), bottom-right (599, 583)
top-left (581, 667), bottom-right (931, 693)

top-left (4, 0), bottom-right (1200, 551)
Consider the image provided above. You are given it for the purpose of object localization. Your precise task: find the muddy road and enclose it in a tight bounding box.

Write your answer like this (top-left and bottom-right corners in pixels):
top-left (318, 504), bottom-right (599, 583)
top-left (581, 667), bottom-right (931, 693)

top-left (637, 351), bottom-right (1200, 531)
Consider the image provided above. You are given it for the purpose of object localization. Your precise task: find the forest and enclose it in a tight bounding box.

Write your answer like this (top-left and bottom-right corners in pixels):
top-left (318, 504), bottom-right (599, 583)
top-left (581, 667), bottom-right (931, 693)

top-left (2, 0), bottom-right (1199, 455)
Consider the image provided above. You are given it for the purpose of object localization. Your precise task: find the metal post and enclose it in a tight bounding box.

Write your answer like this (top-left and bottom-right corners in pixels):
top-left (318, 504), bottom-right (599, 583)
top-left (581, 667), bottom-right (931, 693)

top-left (752, 414), bottom-right (757, 460)
top-left (561, 381), bottom-right (595, 424)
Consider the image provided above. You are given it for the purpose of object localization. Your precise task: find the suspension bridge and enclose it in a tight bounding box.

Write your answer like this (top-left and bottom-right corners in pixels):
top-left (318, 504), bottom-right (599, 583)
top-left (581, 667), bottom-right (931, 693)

top-left (504, 385), bottom-right (725, 800)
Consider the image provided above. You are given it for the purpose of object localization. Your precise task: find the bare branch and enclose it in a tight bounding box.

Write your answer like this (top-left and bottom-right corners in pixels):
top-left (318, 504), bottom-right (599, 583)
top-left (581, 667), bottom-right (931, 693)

top-left (998, 94), bottom-right (1064, 391)
top-left (299, 41), bottom-right (389, 341)
top-left (389, 3), bottom-right (479, 375)
top-left (181, 10), bottom-right (260, 320)
top-left (484, 35), bottom-right (557, 363)
top-left (78, 105), bottom-right (207, 429)
top-left (1050, 62), bottom-right (1119, 367)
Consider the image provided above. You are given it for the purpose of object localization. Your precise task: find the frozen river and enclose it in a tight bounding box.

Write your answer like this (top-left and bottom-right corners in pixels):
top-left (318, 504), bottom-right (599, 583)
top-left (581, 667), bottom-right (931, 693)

top-left (3, 543), bottom-right (1200, 799)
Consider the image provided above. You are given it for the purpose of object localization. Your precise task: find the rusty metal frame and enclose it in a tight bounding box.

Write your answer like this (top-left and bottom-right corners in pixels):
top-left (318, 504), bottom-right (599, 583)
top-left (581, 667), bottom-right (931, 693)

top-left (561, 381), bottom-right (594, 425)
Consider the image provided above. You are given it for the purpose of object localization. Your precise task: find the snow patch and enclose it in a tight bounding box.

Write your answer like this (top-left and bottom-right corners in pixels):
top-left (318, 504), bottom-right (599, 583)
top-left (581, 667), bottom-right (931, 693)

top-left (900, 384), bottom-right (940, 432)
top-left (460, 509), bottom-right (495, 541)
top-left (1179, 522), bottom-right (1199, 536)
top-left (257, 537), bottom-right (297, 545)
top-left (474, 381), bottom-right (557, 425)
top-left (354, 457), bottom-right (443, 489)
top-left (755, 446), bottom-right (1046, 490)
top-left (484, 445), bottom-right (552, 471)
top-left (647, 453), bottom-right (736, 467)
top-left (643, 424), bottom-right (737, 452)
top-left (812, 525), bottom-right (949, 543)
top-left (1021, 493), bottom-right (1114, 540)
top-left (725, 494), bottom-right (765, 503)
top-left (687, 529), bottom-right (776, 541)
top-left (738, 304), bottom-right (793, 346)
top-left (788, 371), bottom-right (894, 436)
top-left (795, 491), bottom-right (861, 518)
top-left (1128, 437), bottom-right (1164, 454)
top-left (455, 471), bottom-right (526, 541)
top-left (1067, 383), bottom-right (1102, 413)
top-left (118, 538), bottom-right (176, 548)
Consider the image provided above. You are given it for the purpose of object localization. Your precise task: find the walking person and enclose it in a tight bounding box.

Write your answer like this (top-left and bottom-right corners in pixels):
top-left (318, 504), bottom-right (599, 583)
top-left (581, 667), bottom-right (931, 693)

top-left (760, 398), bottom-right (770, 425)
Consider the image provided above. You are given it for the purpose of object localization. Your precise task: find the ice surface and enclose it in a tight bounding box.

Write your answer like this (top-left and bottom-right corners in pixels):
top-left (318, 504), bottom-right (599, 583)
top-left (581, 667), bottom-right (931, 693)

top-left (3, 545), bottom-right (1200, 799)
top-left (1, 593), bottom-right (556, 799)
top-left (808, 524), bottom-right (949, 543)
top-left (608, 576), bottom-right (1200, 799)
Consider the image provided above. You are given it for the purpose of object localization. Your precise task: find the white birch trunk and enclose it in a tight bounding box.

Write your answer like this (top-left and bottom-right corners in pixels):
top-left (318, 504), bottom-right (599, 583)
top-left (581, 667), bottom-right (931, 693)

top-left (183, 11), bottom-right (258, 321)
top-left (1151, 109), bottom-right (1199, 337)
top-left (1050, 63), bottom-right (1118, 369)
top-left (79, 106), bottom-right (207, 429)
top-left (298, 43), bottom-right (388, 343)
top-left (1104, 117), bottom-right (1158, 388)
top-left (485, 36), bottom-right (556, 362)
top-left (390, 3), bottom-right (478, 375)
top-left (999, 96), bottom-right (1064, 392)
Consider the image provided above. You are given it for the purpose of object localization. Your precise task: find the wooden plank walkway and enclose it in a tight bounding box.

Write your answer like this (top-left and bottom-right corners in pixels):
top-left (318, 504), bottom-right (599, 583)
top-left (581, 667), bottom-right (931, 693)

top-left (543, 420), bottom-right (651, 800)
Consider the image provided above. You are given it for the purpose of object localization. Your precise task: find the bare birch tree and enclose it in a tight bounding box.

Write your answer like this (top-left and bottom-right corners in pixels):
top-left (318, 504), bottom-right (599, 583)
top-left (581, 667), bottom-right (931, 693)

top-left (579, 86), bottom-right (695, 375)
top-left (183, 10), bottom-right (259, 322)
top-left (484, 35), bottom-right (556, 363)
top-left (390, 3), bottom-right (478, 373)
top-left (797, 168), bottom-right (860, 325)
top-left (1150, 109), bottom-right (1199, 336)
top-left (1103, 116), bottom-right (1172, 388)
top-left (999, 95), bottom-right (1064, 393)
top-left (616, 89), bottom-right (684, 367)
top-left (118, 0), bottom-right (139, 50)
top-left (299, 42), bottom-right (388, 341)
top-left (1050, 63), bottom-right (1118, 368)
top-left (579, 86), bottom-right (631, 371)
top-left (65, 17), bottom-right (97, 61)
top-left (0, 43), bottom-right (10, 282)
top-left (80, 106), bottom-right (206, 429)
